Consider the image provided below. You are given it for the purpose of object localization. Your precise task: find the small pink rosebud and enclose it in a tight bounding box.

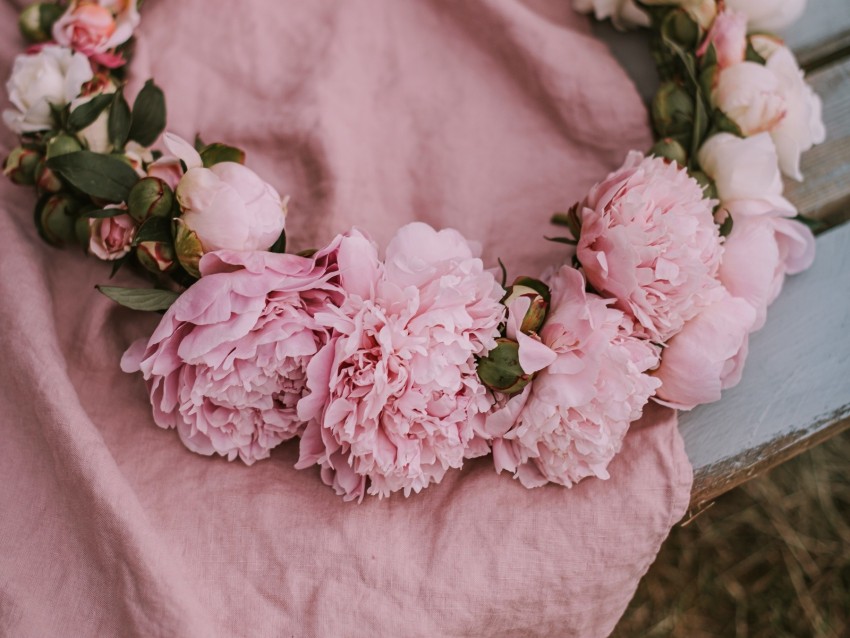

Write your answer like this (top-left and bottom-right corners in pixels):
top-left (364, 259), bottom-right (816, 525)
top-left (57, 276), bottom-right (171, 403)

top-left (52, 3), bottom-right (116, 57)
top-left (88, 209), bottom-right (136, 261)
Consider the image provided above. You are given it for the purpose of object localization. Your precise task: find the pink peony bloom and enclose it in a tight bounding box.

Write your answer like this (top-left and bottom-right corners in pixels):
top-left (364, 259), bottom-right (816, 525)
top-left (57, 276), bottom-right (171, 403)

top-left (718, 206), bottom-right (815, 331)
top-left (120, 248), bottom-right (343, 464)
top-left (296, 223), bottom-right (505, 501)
top-left (483, 267), bottom-right (661, 488)
top-left (146, 132), bottom-right (201, 190)
top-left (576, 151), bottom-right (723, 342)
top-left (653, 289), bottom-right (757, 410)
top-left (88, 210), bottom-right (135, 260)
top-left (698, 9), bottom-right (747, 70)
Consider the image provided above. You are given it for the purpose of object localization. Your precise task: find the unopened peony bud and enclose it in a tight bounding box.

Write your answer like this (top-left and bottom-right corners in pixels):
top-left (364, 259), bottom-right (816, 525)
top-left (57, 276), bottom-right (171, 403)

top-left (661, 9), bottom-right (699, 48)
top-left (128, 177), bottom-right (174, 222)
top-left (38, 194), bottom-right (78, 246)
top-left (651, 81), bottom-right (694, 138)
top-left (46, 134), bottom-right (82, 159)
top-left (35, 160), bottom-right (63, 193)
top-left (174, 221), bottom-right (204, 278)
top-left (18, 3), bottom-right (63, 43)
top-left (136, 240), bottom-right (176, 273)
top-left (477, 338), bottom-right (532, 395)
top-left (3, 146), bottom-right (41, 185)
top-left (649, 137), bottom-right (688, 166)
top-left (503, 280), bottom-right (550, 334)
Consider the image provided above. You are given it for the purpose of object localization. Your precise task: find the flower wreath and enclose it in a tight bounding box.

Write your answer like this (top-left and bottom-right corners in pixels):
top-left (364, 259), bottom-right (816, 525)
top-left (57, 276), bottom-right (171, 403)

top-left (4, 0), bottom-right (824, 501)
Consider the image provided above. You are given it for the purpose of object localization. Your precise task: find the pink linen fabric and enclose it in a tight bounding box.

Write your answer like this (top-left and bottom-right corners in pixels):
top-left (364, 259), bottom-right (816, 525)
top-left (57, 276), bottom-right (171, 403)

top-left (0, 0), bottom-right (692, 636)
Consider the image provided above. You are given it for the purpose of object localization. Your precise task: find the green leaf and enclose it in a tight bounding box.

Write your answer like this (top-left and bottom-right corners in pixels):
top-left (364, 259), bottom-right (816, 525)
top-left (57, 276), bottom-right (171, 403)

top-left (83, 207), bottom-right (126, 218)
top-left (67, 93), bottom-right (113, 133)
top-left (108, 91), bottom-right (132, 150)
top-left (544, 236), bottom-right (577, 246)
top-left (200, 143), bottom-right (245, 167)
top-left (133, 215), bottom-right (173, 245)
top-left (128, 80), bottom-right (167, 147)
top-left (268, 228), bottom-right (287, 253)
top-left (46, 151), bottom-right (139, 202)
top-left (109, 256), bottom-right (128, 279)
top-left (496, 257), bottom-right (508, 288)
top-left (718, 212), bottom-right (734, 238)
top-left (97, 286), bottom-right (180, 312)
top-left (745, 41), bottom-right (767, 65)
top-left (712, 108), bottom-right (743, 137)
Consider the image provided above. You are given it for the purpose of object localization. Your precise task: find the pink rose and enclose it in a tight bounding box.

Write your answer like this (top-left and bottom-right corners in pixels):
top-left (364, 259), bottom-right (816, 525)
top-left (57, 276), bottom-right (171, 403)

top-left (725, 0), bottom-right (806, 32)
top-left (176, 162), bottom-right (286, 253)
top-left (484, 267), bottom-right (661, 488)
top-left (576, 151), bottom-right (723, 342)
top-left (698, 10), bottom-right (747, 70)
top-left (120, 248), bottom-right (343, 464)
top-left (88, 210), bottom-right (135, 260)
top-left (52, 0), bottom-right (140, 65)
top-left (653, 290), bottom-right (757, 410)
top-left (296, 223), bottom-right (505, 501)
top-left (718, 210), bottom-right (815, 331)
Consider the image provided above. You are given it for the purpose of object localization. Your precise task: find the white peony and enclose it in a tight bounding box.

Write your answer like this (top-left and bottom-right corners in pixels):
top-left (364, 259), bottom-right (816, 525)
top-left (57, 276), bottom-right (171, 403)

top-left (3, 46), bottom-right (93, 135)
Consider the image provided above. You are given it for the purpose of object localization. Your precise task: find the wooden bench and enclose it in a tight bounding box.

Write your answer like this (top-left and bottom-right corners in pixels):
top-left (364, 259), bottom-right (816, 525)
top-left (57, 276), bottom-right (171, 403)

top-left (597, 1), bottom-right (850, 515)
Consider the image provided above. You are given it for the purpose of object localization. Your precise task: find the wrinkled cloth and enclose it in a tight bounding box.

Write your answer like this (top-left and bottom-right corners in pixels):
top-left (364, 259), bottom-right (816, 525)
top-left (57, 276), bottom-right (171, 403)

top-left (0, 0), bottom-right (692, 636)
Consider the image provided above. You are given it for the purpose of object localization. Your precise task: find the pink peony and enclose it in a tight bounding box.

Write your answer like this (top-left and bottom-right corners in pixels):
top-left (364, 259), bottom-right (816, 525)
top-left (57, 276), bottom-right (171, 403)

top-left (718, 207), bottom-right (815, 331)
top-left (120, 247), bottom-right (342, 464)
top-left (296, 223), bottom-right (505, 501)
top-left (698, 9), bottom-right (747, 70)
top-left (483, 267), bottom-right (661, 488)
top-left (146, 132), bottom-right (200, 190)
top-left (88, 210), bottom-right (135, 260)
top-left (576, 152), bottom-right (723, 342)
top-left (653, 289), bottom-right (756, 410)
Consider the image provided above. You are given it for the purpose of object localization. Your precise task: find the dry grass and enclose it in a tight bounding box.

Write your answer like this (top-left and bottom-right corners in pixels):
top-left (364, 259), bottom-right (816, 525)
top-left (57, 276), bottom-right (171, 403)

top-left (612, 429), bottom-right (850, 638)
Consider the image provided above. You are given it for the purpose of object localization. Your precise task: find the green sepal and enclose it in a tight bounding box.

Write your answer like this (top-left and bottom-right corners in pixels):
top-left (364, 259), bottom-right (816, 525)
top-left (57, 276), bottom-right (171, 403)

top-left (477, 339), bottom-right (532, 396)
top-left (511, 276), bottom-right (551, 306)
top-left (268, 229), bottom-right (287, 253)
top-left (96, 285), bottom-right (180, 312)
top-left (718, 212), bottom-right (734, 238)
top-left (47, 151), bottom-right (139, 202)
top-left (133, 215), bottom-right (173, 245)
top-left (745, 40), bottom-right (767, 65)
top-left (200, 143), bottom-right (246, 167)
top-left (128, 80), bottom-right (167, 147)
top-left (82, 207), bottom-right (126, 218)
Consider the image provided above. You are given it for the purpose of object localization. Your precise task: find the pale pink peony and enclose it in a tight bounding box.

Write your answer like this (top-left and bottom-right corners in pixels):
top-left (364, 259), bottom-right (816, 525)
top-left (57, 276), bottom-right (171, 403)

top-left (147, 132), bottom-right (201, 190)
top-left (296, 223), bottom-right (505, 501)
top-left (88, 210), bottom-right (135, 260)
top-left (653, 289), bottom-right (757, 410)
top-left (176, 162), bottom-right (286, 253)
top-left (53, 0), bottom-right (140, 66)
top-left (483, 267), bottom-right (661, 488)
top-left (718, 208), bottom-right (815, 330)
top-left (120, 248), bottom-right (343, 464)
top-left (698, 10), bottom-right (747, 70)
top-left (576, 151), bottom-right (723, 342)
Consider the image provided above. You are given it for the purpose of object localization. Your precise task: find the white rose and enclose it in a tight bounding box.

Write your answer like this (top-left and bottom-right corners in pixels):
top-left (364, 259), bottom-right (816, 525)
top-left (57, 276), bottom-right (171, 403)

top-left (725, 0), bottom-right (806, 32)
top-left (3, 46), bottom-right (93, 135)
top-left (176, 162), bottom-right (286, 252)
top-left (69, 80), bottom-right (117, 154)
top-left (697, 132), bottom-right (793, 212)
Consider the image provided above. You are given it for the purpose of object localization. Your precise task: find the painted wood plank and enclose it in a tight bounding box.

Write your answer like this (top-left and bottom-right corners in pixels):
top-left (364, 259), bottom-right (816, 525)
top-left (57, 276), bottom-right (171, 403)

top-left (783, 57), bottom-right (850, 227)
top-left (679, 222), bottom-right (850, 508)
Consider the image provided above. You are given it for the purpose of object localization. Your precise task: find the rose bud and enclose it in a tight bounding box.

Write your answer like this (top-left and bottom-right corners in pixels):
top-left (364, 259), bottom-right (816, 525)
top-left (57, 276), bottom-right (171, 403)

top-left (3, 146), bottom-right (41, 185)
top-left (477, 338), bottom-right (533, 396)
top-left (649, 137), bottom-right (688, 166)
top-left (173, 221), bottom-right (205, 278)
top-left (175, 162), bottom-right (286, 255)
top-left (502, 278), bottom-right (550, 334)
top-left (18, 3), bottom-right (64, 43)
top-left (136, 240), bottom-right (176, 274)
top-left (88, 210), bottom-right (136, 261)
top-left (35, 159), bottom-right (63, 193)
top-left (128, 177), bottom-right (174, 223)
top-left (37, 194), bottom-right (78, 246)
top-left (651, 81), bottom-right (694, 139)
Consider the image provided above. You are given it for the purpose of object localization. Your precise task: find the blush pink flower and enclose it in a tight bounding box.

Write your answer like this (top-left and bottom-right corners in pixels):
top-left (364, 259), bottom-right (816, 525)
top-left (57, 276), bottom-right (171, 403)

top-left (483, 267), bottom-right (661, 488)
top-left (88, 209), bottom-right (135, 260)
top-left (576, 152), bottom-right (723, 342)
top-left (698, 9), bottom-right (747, 70)
top-left (52, 0), bottom-right (140, 66)
top-left (296, 223), bottom-right (505, 501)
top-left (120, 248), bottom-right (342, 465)
top-left (653, 289), bottom-right (757, 410)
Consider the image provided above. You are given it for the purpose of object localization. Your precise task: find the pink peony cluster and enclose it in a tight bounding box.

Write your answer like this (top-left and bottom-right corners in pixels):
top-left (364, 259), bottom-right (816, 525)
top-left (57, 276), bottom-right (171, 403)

top-left (121, 248), bottom-right (342, 464)
top-left (296, 224), bottom-right (505, 501)
top-left (482, 267), bottom-right (661, 488)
